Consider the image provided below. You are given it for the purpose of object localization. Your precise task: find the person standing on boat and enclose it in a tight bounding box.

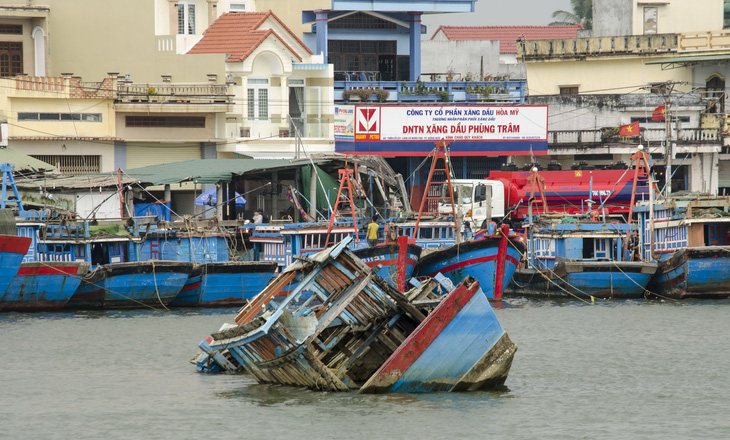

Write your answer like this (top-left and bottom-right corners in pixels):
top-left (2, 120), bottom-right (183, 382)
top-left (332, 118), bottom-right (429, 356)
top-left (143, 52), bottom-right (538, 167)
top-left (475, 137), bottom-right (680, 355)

top-left (367, 217), bottom-right (379, 247)
top-left (253, 210), bottom-right (264, 224)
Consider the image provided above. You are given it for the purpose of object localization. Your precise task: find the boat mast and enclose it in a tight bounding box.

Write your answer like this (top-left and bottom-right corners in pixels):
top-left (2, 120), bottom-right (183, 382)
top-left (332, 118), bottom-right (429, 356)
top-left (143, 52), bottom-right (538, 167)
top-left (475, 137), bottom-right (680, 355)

top-left (414, 141), bottom-right (458, 241)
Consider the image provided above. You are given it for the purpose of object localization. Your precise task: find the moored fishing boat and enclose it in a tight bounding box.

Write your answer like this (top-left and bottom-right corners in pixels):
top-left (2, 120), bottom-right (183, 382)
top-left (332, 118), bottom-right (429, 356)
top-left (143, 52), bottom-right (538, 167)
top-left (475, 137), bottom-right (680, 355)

top-left (506, 215), bottom-right (656, 299)
top-left (352, 235), bottom-right (421, 291)
top-left (0, 261), bottom-right (89, 312)
top-left (70, 260), bottom-right (193, 309)
top-left (0, 234), bottom-right (32, 295)
top-left (172, 261), bottom-right (277, 307)
top-left (637, 196), bottom-right (730, 299)
top-left (416, 224), bottom-right (525, 299)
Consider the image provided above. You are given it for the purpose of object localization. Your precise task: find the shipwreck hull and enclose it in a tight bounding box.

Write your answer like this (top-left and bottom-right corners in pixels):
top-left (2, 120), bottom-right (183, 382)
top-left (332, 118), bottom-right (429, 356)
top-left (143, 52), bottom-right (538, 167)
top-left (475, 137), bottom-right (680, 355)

top-left (360, 277), bottom-right (515, 393)
top-left (507, 261), bottom-right (657, 299)
top-left (70, 261), bottom-right (192, 309)
top-left (416, 229), bottom-right (524, 299)
top-left (0, 262), bottom-right (89, 312)
top-left (651, 247), bottom-right (730, 299)
top-left (172, 261), bottom-right (277, 307)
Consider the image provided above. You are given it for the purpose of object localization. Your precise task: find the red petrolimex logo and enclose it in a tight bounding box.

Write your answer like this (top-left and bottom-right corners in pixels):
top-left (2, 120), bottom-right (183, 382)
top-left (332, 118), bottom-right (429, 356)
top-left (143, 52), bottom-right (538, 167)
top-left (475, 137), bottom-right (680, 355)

top-left (356, 107), bottom-right (380, 140)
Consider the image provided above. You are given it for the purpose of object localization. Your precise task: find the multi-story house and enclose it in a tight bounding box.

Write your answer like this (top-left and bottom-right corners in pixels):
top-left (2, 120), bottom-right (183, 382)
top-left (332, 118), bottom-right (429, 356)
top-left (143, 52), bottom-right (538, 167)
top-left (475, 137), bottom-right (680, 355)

top-left (519, 0), bottom-right (729, 196)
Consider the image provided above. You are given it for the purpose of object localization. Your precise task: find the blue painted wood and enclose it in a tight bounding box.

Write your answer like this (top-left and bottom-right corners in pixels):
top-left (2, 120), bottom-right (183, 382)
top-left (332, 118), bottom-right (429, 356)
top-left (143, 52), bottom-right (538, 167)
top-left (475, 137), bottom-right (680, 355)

top-left (416, 236), bottom-right (524, 298)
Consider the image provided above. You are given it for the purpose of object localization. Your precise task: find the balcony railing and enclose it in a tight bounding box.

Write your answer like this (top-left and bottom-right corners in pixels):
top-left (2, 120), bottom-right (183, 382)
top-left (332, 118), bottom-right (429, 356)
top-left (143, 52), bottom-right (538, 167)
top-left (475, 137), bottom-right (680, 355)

top-left (335, 80), bottom-right (526, 104)
top-left (678, 30), bottom-right (730, 52)
top-left (548, 128), bottom-right (722, 146)
top-left (519, 33), bottom-right (678, 60)
top-left (116, 83), bottom-right (232, 104)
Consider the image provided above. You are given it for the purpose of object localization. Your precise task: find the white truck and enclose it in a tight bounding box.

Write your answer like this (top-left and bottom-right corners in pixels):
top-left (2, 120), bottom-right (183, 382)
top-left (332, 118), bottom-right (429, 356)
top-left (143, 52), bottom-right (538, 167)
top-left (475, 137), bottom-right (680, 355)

top-left (437, 179), bottom-right (507, 229)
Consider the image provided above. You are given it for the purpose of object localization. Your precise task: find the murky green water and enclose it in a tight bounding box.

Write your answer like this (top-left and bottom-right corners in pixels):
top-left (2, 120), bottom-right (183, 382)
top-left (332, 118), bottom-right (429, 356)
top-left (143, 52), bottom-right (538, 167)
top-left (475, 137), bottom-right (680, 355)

top-left (2, 299), bottom-right (729, 439)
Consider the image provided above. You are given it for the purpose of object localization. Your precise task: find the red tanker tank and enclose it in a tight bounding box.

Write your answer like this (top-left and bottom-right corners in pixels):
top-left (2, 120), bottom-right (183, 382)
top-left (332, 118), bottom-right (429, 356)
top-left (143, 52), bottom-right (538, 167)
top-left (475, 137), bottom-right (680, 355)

top-left (488, 166), bottom-right (651, 219)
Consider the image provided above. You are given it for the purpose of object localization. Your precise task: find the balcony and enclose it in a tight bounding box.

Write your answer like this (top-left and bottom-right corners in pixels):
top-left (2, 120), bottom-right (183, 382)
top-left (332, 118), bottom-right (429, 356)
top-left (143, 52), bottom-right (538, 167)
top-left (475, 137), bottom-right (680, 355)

top-left (519, 33), bottom-right (678, 61)
top-left (547, 127), bottom-right (722, 150)
top-left (334, 80), bottom-right (526, 104)
top-left (116, 83), bottom-right (232, 104)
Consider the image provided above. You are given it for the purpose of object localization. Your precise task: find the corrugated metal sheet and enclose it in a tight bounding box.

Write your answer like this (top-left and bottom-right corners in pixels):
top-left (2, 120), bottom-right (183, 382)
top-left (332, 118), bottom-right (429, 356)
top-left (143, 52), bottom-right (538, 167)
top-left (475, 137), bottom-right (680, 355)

top-left (126, 144), bottom-right (202, 169)
top-left (0, 148), bottom-right (57, 172)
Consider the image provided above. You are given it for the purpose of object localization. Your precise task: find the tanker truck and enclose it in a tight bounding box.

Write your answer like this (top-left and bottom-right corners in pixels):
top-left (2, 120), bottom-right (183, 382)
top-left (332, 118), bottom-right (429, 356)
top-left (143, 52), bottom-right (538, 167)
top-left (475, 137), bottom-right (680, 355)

top-left (438, 166), bottom-right (651, 228)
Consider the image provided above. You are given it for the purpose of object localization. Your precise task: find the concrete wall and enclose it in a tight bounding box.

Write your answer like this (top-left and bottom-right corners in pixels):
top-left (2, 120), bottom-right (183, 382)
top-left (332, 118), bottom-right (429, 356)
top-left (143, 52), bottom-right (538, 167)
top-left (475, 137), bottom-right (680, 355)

top-left (593, 0), bottom-right (633, 37)
top-left (421, 40), bottom-right (500, 80)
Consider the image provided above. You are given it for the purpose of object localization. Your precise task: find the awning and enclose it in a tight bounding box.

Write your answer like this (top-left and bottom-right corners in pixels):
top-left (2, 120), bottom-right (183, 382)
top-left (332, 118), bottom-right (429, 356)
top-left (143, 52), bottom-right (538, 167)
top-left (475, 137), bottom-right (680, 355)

top-left (646, 53), bottom-right (730, 69)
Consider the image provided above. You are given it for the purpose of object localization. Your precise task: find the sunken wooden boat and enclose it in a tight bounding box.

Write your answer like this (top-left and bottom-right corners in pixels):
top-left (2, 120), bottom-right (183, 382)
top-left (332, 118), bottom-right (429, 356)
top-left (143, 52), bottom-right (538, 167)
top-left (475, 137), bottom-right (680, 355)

top-left (69, 260), bottom-right (193, 309)
top-left (360, 276), bottom-right (516, 393)
top-left (416, 224), bottom-right (525, 299)
top-left (0, 262), bottom-right (89, 312)
top-left (172, 261), bottom-right (278, 307)
top-left (195, 237), bottom-right (516, 393)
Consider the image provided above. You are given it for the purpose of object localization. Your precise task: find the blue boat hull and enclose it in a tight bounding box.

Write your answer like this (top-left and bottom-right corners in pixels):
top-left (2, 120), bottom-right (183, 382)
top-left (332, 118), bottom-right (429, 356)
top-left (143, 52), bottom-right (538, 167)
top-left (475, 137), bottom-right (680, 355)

top-left (416, 235), bottom-right (525, 299)
top-left (0, 235), bottom-right (32, 295)
top-left (70, 261), bottom-right (193, 309)
top-left (0, 262), bottom-right (89, 312)
top-left (172, 261), bottom-right (277, 307)
top-left (360, 277), bottom-right (516, 393)
top-left (353, 242), bottom-right (421, 290)
top-left (650, 247), bottom-right (730, 299)
top-left (507, 261), bottom-right (657, 299)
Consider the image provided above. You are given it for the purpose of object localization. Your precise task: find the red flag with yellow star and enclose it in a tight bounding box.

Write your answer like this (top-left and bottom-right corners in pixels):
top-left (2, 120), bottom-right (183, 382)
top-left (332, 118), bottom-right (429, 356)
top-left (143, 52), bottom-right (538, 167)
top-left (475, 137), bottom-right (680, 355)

top-left (619, 121), bottom-right (640, 137)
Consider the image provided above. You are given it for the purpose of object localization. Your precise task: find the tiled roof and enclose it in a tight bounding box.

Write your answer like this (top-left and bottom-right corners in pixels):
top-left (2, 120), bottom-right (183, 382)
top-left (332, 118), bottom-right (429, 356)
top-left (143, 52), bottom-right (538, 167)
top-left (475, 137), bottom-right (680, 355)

top-left (431, 25), bottom-right (583, 53)
top-left (188, 11), bottom-right (310, 62)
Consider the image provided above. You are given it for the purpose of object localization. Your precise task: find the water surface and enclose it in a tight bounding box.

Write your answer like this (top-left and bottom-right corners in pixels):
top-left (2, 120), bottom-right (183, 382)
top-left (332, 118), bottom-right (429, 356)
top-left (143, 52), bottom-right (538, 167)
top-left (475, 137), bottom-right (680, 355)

top-left (2, 299), bottom-right (729, 439)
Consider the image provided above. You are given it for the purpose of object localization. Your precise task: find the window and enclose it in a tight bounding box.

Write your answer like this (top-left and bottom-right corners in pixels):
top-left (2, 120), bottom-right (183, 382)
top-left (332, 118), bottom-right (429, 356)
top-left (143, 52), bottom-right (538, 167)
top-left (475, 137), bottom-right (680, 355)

top-left (0, 42), bottom-right (22, 77)
top-left (329, 12), bottom-right (396, 30)
top-left (559, 86), bottom-right (579, 95)
top-left (177, 2), bottom-right (196, 35)
top-left (0, 24), bottom-right (22, 35)
top-left (725, 1), bottom-right (730, 28)
top-left (18, 112), bottom-right (102, 122)
top-left (125, 115), bottom-right (205, 127)
top-left (247, 79), bottom-right (269, 121)
top-left (229, 3), bottom-right (246, 12)
top-left (31, 155), bottom-right (101, 174)
top-left (643, 7), bottom-right (657, 34)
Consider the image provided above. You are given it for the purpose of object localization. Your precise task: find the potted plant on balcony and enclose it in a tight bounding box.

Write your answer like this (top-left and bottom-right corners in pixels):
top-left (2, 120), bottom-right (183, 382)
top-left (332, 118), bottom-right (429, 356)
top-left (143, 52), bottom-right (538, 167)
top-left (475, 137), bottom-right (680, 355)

top-left (371, 88), bottom-right (390, 102)
top-left (445, 64), bottom-right (456, 82)
top-left (342, 88), bottom-right (373, 102)
top-left (399, 80), bottom-right (451, 102)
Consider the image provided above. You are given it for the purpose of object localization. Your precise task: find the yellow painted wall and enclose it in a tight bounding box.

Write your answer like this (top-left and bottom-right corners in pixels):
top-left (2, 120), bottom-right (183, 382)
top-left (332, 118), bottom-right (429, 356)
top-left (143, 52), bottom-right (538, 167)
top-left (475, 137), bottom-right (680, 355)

top-left (40, 0), bottom-right (226, 83)
top-left (525, 57), bottom-right (693, 96)
top-left (633, 0), bottom-right (724, 35)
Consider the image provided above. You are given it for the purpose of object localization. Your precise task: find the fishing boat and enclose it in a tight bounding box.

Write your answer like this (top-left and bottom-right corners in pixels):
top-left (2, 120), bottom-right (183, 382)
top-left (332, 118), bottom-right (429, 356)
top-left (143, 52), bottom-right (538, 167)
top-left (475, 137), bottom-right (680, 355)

top-left (416, 224), bottom-right (525, 299)
top-left (506, 215), bottom-right (656, 299)
top-left (0, 261), bottom-right (89, 312)
top-left (0, 234), bottom-right (33, 295)
top-left (352, 235), bottom-right (421, 291)
top-left (636, 195), bottom-right (730, 299)
top-left (71, 260), bottom-right (193, 309)
top-left (172, 261), bottom-right (277, 307)
top-left (194, 237), bottom-right (516, 393)
top-left (33, 221), bottom-right (193, 309)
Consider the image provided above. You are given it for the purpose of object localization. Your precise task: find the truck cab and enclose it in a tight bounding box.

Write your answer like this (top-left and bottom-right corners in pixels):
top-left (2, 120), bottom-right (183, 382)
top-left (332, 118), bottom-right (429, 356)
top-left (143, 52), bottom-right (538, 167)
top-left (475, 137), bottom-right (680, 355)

top-left (438, 179), bottom-right (506, 229)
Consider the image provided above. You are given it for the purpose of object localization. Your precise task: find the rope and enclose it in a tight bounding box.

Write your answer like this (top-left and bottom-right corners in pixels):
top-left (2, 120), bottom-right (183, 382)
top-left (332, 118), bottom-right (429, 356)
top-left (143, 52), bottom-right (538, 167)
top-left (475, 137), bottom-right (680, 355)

top-left (151, 259), bottom-right (170, 310)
